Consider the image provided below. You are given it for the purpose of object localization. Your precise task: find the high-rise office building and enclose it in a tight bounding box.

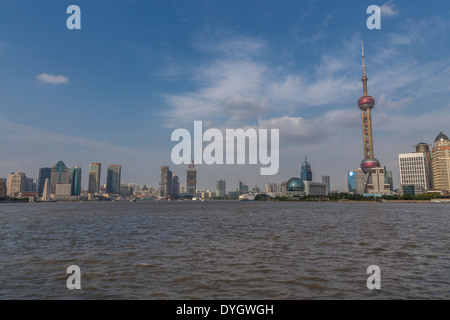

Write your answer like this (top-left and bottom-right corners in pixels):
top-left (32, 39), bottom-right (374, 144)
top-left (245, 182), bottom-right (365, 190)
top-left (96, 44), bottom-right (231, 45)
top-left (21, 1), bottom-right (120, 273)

top-left (172, 174), bottom-right (180, 197)
top-left (216, 180), bottom-right (226, 197)
top-left (321, 176), bottom-right (330, 195)
top-left (50, 161), bottom-right (69, 195)
top-left (69, 167), bottom-right (82, 196)
top-left (37, 167), bottom-right (51, 197)
top-left (399, 153), bottom-right (429, 191)
top-left (106, 165), bottom-right (121, 194)
top-left (186, 162), bottom-right (197, 196)
top-left (0, 178), bottom-right (7, 197)
top-left (432, 132), bottom-right (450, 192)
top-left (384, 168), bottom-right (393, 191)
top-left (88, 163), bottom-right (101, 194)
top-left (413, 141), bottom-right (432, 190)
top-left (348, 171), bottom-right (357, 193)
top-left (301, 157), bottom-right (312, 181)
top-left (7, 172), bottom-right (27, 197)
top-left (160, 166), bottom-right (173, 197)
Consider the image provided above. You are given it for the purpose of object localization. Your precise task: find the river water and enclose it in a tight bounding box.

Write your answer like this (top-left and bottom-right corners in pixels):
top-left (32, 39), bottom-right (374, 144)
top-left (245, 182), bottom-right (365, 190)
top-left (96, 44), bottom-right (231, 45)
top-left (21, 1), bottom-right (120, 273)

top-left (0, 201), bottom-right (448, 299)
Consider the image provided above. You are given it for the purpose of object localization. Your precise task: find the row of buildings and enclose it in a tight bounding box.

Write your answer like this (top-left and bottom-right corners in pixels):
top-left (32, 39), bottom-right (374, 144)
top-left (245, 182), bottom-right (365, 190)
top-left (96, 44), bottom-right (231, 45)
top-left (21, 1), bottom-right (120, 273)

top-left (397, 133), bottom-right (450, 195)
top-left (0, 161), bottom-right (122, 201)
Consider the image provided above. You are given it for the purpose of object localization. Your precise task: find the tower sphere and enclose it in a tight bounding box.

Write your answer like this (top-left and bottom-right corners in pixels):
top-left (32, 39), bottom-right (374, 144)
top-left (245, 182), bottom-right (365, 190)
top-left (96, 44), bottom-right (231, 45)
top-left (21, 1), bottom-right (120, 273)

top-left (358, 95), bottom-right (375, 110)
top-left (360, 157), bottom-right (380, 174)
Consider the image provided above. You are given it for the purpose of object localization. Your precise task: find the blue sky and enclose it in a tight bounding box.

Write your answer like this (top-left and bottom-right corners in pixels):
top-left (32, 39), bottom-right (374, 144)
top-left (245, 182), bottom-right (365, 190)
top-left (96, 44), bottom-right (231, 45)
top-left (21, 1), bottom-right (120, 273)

top-left (0, 0), bottom-right (449, 192)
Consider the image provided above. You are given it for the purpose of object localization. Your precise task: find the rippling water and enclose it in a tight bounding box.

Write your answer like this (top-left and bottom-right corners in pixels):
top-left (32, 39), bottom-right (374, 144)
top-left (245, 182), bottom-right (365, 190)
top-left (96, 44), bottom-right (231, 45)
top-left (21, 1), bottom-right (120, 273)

top-left (0, 201), bottom-right (448, 299)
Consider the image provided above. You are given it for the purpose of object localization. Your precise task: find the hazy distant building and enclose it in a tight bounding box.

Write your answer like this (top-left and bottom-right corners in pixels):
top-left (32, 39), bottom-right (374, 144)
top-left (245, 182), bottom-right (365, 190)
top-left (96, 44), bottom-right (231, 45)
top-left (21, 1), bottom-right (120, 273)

top-left (106, 165), bottom-right (121, 194)
top-left (237, 181), bottom-right (249, 194)
top-left (216, 179), bottom-right (226, 197)
top-left (0, 178), bottom-right (7, 197)
top-left (432, 132), bottom-right (450, 192)
top-left (50, 161), bottom-right (69, 195)
top-left (7, 172), bottom-right (27, 198)
top-left (172, 174), bottom-right (180, 197)
top-left (321, 176), bottom-right (330, 195)
top-left (186, 163), bottom-right (197, 196)
top-left (25, 178), bottom-right (36, 192)
top-left (301, 157), bottom-right (312, 181)
top-left (399, 153), bottom-right (429, 191)
top-left (37, 168), bottom-right (51, 197)
top-left (88, 163), bottom-right (101, 194)
top-left (69, 167), bottom-right (82, 196)
top-left (160, 166), bottom-right (173, 197)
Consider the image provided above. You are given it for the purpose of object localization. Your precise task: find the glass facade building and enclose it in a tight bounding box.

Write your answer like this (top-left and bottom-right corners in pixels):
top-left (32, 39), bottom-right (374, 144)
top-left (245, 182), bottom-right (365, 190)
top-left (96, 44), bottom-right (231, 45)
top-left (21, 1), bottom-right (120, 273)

top-left (37, 168), bottom-right (51, 196)
top-left (348, 171), bottom-right (357, 193)
top-left (301, 157), bottom-right (312, 181)
top-left (106, 165), bottom-right (121, 194)
top-left (69, 167), bottom-right (82, 196)
top-left (88, 163), bottom-right (101, 194)
top-left (50, 161), bottom-right (69, 195)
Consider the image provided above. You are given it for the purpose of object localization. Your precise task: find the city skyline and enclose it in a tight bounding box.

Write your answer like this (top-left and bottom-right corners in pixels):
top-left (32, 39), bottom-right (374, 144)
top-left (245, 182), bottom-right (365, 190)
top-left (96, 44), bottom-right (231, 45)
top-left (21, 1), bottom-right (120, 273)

top-left (1, 1), bottom-right (449, 191)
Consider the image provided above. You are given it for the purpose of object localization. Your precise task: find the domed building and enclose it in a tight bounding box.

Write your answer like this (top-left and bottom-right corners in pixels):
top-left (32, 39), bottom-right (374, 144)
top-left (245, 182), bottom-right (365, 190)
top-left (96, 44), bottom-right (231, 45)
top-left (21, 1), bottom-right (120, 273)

top-left (432, 132), bottom-right (450, 192)
top-left (286, 177), bottom-right (304, 196)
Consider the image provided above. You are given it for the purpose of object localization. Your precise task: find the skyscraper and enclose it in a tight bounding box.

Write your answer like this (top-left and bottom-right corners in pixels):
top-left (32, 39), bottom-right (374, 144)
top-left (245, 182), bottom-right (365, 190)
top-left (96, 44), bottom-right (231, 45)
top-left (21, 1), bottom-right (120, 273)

top-left (69, 167), bottom-right (82, 196)
top-left (160, 166), bottom-right (173, 197)
top-left (186, 162), bottom-right (197, 196)
top-left (88, 163), bottom-right (101, 194)
top-left (50, 161), bottom-right (69, 195)
top-left (172, 174), bottom-right (180, 197)
top-left (413, 141), bottom-right (432, 190)
top-left (321, 176), bottom-right (330, 195)
top-left (216, 179), bottom-right (226, 197)
top-left (106, 165), bottom-right (121, 194)
top-left (37, 167), bottom-right (51, 197)
top-left (431, 132), bottom-right (450, 192)
top-left (7, 172), bottom-right (27, 197)
top-left (301, 157), bottom-right (312, 181)
top-left (399, 153), bottom-right (429, 191)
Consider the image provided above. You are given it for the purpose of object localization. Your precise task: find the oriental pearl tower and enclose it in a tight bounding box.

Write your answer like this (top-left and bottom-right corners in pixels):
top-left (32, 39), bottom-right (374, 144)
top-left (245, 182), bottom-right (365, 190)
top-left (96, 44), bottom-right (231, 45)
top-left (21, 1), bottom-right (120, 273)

top-left (358, 41), bottom-right (380, 174)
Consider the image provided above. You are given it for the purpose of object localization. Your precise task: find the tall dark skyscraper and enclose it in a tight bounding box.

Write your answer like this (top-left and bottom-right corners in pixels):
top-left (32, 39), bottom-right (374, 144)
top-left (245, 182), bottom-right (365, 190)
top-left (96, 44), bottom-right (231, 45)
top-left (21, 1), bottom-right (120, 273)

top-left (37, 167), bottom-right (51, 197)
top-left (88, 163), bottom-right (101, 194)
top-left (160, 166), bottom-right (173, 197)
top-left (172, 174), bottom-right (179, 197)
top-left (69, 167), bottom-right (82, 196)
top-left (216, 179), bottom-right (226, 198)
top-left (50, 161), bottom-right (69, 195)
top-left (106, 165), bottom-right (121, 194)
top-left (186, 162), bottom-right (196, 196)
top-left (358, 41), bottom-right (381, 174)
top-left (301, 157), bottom-right (312, 181)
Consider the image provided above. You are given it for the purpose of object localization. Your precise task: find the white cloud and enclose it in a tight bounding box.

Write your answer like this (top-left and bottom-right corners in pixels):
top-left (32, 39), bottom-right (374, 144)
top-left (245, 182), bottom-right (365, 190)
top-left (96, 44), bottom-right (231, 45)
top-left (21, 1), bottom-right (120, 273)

top-left (381, 1), bottom-right (399, 17)
top-left (36, 73), bottom-right (70, 85)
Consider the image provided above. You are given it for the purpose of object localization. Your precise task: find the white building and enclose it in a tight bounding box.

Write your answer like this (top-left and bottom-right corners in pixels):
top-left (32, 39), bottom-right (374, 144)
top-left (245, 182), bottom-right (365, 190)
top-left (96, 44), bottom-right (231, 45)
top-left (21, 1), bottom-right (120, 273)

top-left (7, 172), bottom-right (27, 198)
top-left (399, 153), bottom-right (429, 191)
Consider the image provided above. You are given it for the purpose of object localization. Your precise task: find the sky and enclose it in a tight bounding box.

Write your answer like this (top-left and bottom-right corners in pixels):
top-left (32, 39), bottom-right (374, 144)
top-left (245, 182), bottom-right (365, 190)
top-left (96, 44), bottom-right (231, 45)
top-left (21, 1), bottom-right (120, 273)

top-left (0, 0), bottom-right (449, 192)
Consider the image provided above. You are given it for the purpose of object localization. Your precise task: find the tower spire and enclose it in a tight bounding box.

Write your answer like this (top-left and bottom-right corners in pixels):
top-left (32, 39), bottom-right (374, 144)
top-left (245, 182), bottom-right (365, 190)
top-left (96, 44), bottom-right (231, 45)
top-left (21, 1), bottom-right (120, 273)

top-left (361, 40), bottom-right (368, 96)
